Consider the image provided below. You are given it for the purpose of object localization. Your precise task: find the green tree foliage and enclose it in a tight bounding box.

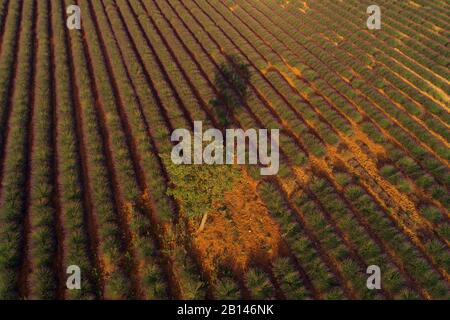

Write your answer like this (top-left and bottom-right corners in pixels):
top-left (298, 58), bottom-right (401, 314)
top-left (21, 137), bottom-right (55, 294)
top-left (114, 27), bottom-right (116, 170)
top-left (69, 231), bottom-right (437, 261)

top-left (210, 55), bottom-right (251, 126)
top-left (161, 154), bottom-right (239, 232)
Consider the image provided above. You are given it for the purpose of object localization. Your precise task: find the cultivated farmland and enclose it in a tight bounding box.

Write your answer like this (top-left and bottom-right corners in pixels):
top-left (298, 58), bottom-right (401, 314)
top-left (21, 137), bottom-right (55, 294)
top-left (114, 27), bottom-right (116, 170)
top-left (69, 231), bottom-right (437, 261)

top-left (0, 0), bottom-right (449, 300)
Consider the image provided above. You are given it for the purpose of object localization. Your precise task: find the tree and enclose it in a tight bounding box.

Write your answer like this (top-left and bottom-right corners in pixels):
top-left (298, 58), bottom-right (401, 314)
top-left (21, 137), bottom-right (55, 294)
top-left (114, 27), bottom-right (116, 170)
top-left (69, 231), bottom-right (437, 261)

top-left (161, 154), bottom-right (239, 233)
top-left (210, 55), bottom-right (251, 127)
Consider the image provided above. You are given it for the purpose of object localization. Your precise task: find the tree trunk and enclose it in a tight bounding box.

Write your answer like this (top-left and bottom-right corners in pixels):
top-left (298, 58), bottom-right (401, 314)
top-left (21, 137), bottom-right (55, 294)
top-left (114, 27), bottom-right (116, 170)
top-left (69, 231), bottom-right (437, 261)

top-left (197, 212), bottom-right (209, 233)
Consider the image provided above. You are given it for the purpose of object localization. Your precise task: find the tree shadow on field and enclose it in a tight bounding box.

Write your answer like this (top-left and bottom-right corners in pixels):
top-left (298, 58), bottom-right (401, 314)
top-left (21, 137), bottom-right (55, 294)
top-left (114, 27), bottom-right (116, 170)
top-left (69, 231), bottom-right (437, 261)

top-left (210, 55), bottom-right (252, 127)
